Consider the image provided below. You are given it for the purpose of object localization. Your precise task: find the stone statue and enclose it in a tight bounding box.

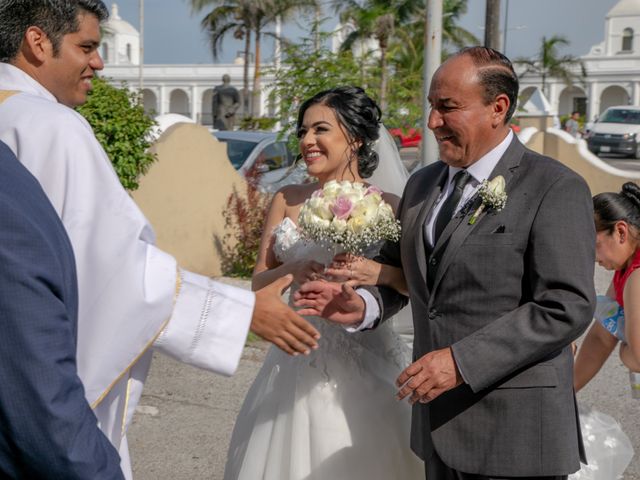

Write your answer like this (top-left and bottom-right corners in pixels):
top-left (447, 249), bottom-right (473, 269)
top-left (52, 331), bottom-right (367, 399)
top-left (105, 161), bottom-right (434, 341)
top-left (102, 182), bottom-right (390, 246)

top-left (212, 74), bottom-right (240, 130)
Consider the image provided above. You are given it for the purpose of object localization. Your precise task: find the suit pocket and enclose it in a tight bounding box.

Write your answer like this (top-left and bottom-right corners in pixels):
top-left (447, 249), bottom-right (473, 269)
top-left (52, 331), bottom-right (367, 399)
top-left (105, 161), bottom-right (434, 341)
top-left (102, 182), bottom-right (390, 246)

top-left (495, 363), bottom-right (558, 389)
top-left (464, 233), bottom-right (514, 246)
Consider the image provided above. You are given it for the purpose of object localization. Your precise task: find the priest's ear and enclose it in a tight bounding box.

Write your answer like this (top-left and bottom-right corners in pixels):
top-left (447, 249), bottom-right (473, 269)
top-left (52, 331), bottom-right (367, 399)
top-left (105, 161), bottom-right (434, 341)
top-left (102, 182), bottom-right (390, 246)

top-left (18, 26), bottom-right (54, 65)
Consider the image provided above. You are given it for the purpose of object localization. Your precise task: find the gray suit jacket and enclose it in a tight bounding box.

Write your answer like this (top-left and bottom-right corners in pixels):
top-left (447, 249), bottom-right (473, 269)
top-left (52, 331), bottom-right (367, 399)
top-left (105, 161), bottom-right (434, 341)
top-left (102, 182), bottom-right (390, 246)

top-left (370, 136), bottom-right (596, 476)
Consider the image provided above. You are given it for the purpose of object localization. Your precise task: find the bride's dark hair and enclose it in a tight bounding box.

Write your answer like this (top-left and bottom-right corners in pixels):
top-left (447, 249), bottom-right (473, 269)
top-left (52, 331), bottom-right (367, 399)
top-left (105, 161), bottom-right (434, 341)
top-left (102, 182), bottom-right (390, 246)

top-left (594, 182), bottom-right (640, 232)
top-left (296, 86), bottom-right (382, 178)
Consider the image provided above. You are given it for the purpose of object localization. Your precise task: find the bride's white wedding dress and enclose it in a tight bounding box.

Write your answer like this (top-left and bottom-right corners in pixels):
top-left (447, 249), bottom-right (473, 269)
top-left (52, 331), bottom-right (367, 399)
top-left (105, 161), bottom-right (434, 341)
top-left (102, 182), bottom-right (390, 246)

top-left (223, 217), bottom-right (423, 480)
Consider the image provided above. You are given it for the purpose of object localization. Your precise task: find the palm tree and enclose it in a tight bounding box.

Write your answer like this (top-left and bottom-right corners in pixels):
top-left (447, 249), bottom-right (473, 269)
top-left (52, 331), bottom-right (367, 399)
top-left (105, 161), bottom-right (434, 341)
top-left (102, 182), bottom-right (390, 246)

top-left (334, 0), bottom-right (419, 113)
top-left (191, 0), bottom-right (254, 117)
top-left (193, 0), bottom-right (318, 119)
top-left (515, 35), bottom-right (587, 98)
top-left (247, 0), bottom-right (319, 117)
top-left (441, 0), bottom-right (479, 52)
top-left (382, 0), bottom-right (477, 124)
top-left (390, 0), bottom-right (478, 66)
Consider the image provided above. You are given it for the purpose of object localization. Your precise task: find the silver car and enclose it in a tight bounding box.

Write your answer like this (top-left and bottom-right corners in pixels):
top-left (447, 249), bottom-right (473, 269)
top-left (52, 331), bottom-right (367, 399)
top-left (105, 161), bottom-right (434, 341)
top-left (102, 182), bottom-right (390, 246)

top-left (212, 130), bottom-right (308, 192)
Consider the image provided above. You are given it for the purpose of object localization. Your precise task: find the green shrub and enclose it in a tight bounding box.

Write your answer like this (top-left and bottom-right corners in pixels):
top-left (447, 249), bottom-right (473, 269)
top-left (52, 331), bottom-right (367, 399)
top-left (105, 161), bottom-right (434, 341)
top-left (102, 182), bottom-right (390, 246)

top-left (77, 77), bottom-right (156, 191)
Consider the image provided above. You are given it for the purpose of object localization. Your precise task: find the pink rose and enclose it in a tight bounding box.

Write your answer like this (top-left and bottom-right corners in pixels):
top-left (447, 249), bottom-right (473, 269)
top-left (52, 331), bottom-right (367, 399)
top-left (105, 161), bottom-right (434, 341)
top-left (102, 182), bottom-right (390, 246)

top-left (365, 185), bottom-right (383, 195)
top-left (331, 196), bottom-right (354, 220)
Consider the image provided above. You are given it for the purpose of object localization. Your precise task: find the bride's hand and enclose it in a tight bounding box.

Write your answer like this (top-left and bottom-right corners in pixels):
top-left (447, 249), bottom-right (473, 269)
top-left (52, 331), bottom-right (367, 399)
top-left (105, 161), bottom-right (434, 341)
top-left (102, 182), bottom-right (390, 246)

top-left (324, 253), bottom-right (381, 287)
top-left (291, 259), bottom-right (326, 284)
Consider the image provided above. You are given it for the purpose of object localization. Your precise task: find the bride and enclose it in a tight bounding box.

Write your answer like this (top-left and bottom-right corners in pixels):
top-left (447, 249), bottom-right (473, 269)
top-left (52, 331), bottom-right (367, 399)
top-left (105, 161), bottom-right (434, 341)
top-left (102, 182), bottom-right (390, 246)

top-left (223, 86), bottom-right (422, 479)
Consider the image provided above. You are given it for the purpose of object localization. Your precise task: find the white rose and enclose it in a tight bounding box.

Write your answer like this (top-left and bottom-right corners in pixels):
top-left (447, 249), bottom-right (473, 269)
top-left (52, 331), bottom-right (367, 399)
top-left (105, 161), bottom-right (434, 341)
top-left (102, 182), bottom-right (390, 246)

top-left (376, 202), bottom-right (394, 220)
top-left (307, 197), bottom-right (333, 220)
top-left (487, 175), bottom-right (506, 195)
top-left (332, 181), bottom-right (359, 203)
top-left (331, 217), bottom-right (348, 233)
top-left (322, 180), bottom-right (342, 200)
top-left (352, 201), bottom-right (378, 226)
top-left (348, 215), bottom-right (367, 235)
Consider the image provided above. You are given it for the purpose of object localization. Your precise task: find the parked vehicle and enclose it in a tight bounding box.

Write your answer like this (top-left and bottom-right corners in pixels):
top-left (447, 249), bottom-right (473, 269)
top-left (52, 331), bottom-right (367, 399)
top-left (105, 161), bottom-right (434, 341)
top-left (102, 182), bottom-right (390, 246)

top-left (388, 126), bottom-right (422, 149)
top-left (585, 106), bottom-right (640, 158)
top-left (212, 131), bottom-right (306, 191)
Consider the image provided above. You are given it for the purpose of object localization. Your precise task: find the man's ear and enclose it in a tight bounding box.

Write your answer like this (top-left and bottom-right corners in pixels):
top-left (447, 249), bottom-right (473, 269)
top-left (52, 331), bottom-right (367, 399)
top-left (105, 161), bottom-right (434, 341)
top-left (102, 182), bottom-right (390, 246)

top-left (21, 26), bottom-right (52, 63)
top-left (492, 93), bottom-right (510, 127)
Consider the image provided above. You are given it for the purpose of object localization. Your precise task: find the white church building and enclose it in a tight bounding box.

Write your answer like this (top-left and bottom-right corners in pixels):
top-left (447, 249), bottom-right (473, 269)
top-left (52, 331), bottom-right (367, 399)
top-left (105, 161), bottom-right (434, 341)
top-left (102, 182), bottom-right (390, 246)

top-left (519, 0), bottom-right (640, 121)
top-left (102, 0), bottom-right (640, 125)
top-left (100, 4), bottom-right (274, 125)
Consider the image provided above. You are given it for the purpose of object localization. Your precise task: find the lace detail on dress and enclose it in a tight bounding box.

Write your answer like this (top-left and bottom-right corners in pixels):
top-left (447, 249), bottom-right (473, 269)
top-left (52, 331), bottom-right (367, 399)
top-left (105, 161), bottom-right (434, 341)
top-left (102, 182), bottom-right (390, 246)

top-left (272, 217), bottom-right (303, 263)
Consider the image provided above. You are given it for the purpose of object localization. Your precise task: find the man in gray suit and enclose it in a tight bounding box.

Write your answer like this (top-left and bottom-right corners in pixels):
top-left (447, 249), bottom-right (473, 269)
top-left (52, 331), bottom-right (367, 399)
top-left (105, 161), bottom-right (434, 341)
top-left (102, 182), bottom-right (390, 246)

top-left (295, 47), bottom-right (596, 479)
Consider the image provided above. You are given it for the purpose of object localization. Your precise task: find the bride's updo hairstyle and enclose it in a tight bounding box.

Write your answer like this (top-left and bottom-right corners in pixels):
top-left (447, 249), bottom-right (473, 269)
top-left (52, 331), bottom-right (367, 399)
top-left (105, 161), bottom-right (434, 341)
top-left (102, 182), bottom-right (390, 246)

top-left (594, 182), bottom-right (640, 236)
top-left (296, 86), bottom-right (382, 178)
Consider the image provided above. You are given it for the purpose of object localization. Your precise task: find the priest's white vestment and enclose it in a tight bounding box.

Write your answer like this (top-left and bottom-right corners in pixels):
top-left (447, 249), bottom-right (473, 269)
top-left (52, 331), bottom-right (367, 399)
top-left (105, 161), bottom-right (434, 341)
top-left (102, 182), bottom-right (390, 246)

top-left (0, 63), bottom-right (254, 478)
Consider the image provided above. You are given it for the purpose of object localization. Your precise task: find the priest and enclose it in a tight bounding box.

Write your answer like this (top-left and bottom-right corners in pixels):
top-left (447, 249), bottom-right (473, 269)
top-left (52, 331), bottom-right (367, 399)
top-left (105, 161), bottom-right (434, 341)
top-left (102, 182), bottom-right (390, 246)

top-left (0, 1), bottom-right (319, 477)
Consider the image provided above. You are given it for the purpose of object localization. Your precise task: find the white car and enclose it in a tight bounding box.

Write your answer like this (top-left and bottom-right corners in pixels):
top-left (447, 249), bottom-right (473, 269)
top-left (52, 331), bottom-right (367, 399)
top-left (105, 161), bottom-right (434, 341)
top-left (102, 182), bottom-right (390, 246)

top-left (212, 130), bottom-right (308, 192)
top-left (586, 106), bottom-right (640, 158)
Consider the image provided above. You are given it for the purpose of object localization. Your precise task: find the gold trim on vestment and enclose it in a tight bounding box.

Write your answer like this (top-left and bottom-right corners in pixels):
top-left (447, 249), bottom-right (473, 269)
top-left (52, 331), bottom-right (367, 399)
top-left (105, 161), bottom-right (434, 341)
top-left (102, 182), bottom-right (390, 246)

top-left (0, 88), bottom-right (185, 420)
top-left (121, 377), bottom-right (133, 437)
top-left (0, 90), bottom-right (18, 104)
top-left (90, 268), bottom-right (184, 409)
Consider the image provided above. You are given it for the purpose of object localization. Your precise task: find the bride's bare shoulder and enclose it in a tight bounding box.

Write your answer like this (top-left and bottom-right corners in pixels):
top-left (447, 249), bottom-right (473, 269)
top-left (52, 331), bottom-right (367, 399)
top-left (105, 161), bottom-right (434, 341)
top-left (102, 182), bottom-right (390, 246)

top-left (276, 182), bottom-right (319, 205)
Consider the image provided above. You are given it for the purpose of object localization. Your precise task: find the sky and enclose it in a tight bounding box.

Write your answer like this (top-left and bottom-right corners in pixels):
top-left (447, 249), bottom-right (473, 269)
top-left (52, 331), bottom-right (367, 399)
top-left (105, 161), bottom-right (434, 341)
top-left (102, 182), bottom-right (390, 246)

top-left (111, 0), bottom-right (621, 65)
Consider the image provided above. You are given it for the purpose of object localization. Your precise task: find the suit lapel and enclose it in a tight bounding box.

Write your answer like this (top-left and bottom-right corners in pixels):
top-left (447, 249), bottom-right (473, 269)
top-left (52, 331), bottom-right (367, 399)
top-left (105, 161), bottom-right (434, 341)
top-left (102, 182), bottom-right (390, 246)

top-left (430, 136), bottom-right (526, 296)
top-left (407, 165), bottom-right (448, 283)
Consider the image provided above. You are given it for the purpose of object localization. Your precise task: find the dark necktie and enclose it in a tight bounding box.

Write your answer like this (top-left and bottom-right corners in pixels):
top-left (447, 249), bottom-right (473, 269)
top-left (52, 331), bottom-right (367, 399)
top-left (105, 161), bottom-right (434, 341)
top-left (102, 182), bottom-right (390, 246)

top-left (433, 170), bottom-right (471, 244)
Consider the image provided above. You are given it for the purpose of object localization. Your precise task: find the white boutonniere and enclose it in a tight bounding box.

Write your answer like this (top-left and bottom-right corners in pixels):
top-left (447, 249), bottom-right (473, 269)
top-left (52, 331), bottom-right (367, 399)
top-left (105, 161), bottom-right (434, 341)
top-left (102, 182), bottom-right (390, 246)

top-left (469, 175), bottom-right (507, 225)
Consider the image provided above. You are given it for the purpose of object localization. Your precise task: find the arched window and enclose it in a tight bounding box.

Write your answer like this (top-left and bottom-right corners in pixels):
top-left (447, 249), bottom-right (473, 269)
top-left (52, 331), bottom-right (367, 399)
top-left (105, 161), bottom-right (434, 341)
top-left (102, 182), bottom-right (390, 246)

top-left (622, 28), bottom-right (634, 52)
top-left (126, 43), bottom-right (132, 61)
top-left (101, 43), bottom-right (109, 62)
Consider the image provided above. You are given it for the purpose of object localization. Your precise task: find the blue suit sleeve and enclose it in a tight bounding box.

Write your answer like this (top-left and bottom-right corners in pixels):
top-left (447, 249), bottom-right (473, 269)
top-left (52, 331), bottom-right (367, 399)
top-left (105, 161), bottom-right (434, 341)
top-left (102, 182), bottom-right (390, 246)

top-left (0, 200), bottom-right (124, 479)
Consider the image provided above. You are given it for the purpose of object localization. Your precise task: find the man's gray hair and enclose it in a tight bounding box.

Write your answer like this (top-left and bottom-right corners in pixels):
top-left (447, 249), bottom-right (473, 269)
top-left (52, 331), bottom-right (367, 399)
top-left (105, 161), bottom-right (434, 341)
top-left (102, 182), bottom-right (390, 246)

top-left (0, 0), bottom-right (108, 63)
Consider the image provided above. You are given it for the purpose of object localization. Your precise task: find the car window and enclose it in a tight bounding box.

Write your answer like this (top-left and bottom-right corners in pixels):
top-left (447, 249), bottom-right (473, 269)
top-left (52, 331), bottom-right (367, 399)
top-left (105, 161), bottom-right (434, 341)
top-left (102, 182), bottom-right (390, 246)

top-left (219, 139), bottom-right (258, 169)
top-left (257, 142), bottom-right (293, 171)
top-left (600, 109), bottom-right (640, 125)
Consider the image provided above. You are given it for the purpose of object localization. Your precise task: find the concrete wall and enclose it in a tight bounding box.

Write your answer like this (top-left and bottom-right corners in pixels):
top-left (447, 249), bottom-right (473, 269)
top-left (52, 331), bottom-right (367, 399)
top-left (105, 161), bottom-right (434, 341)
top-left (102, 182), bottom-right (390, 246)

top-left (519, 126), bottom-right (640, 195)
top-left (132, 123), bottom-right (246, 277)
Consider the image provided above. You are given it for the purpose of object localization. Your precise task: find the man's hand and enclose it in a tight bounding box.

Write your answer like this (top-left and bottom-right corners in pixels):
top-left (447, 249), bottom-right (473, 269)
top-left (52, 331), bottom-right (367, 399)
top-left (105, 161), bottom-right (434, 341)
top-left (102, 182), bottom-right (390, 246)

top-left (252, 275), bottom-right (320, 356)
top-left (293, 280), bottom-right (365, 326)
top-left (396, 347), bottom-right (463, 404)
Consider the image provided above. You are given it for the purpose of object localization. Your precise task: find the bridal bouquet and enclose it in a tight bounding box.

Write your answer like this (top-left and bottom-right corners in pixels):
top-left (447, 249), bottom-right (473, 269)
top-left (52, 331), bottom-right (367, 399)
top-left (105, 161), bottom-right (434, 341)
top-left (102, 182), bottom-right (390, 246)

top-left (298, 180), bottom-right (401, 254)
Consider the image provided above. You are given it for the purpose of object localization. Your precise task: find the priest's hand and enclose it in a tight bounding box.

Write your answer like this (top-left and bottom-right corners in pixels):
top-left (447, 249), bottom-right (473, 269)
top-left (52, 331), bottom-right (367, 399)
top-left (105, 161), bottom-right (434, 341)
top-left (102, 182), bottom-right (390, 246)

top-left (396, 347), bottom-right (463, 404)
top-left (293, 280), bottom-right (366, 327)
top-left (252, 274), bottom-right (320, 356)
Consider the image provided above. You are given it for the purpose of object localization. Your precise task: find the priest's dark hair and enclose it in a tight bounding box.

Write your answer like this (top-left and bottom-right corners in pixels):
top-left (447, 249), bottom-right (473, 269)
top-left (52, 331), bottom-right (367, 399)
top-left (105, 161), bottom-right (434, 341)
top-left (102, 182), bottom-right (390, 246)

top-left (296, 86), bottom-right (382, 179)
top-left (0, 0), bottom-right (109, 63)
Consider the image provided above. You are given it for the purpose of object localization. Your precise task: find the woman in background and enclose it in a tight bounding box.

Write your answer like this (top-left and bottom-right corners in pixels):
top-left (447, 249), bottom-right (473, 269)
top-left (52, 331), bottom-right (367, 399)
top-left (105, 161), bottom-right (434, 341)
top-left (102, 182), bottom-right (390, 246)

top-left (574, 182), bottom-right (640, 389)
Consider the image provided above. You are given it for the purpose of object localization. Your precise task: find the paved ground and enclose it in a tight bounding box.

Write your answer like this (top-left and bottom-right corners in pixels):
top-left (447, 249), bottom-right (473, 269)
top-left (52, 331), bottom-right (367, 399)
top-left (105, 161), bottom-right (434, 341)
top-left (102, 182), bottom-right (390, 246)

top-left (128, 267), bottom-right (640, 479)
top-left (598, 153), bottom-right (640, 172)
